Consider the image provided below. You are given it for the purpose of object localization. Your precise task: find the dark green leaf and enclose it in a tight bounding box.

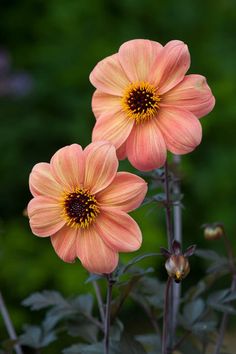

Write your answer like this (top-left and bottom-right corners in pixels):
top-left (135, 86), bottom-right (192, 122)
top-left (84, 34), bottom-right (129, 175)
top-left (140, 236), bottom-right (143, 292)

top-left (192, 320), bottom-right (217, 333)
top-left (207, 289), bottom-right (229, 304)
top-left (19, 325), bottom-right (42, 348)
top-left (210, 303), bottom-right (236, 315)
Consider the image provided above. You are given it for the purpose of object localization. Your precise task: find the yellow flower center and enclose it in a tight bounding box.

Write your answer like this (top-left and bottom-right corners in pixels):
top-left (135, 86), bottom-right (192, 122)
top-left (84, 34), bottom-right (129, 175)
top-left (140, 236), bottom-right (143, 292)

top-left (61, 188), bottom-right (99, 229)
top-left (121, 81), bottom-right (161, 124)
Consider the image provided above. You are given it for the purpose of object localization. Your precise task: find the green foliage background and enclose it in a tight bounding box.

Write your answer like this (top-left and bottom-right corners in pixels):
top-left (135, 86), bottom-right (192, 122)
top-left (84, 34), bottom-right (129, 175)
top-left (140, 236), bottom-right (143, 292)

top-left (0, 0), bottom-right (236, 343)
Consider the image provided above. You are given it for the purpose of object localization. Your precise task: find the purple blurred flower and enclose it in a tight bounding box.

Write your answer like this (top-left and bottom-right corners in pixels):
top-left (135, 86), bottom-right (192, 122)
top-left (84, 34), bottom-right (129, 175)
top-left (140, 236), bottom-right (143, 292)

top-left (0, 49), bottom-right (33, 98)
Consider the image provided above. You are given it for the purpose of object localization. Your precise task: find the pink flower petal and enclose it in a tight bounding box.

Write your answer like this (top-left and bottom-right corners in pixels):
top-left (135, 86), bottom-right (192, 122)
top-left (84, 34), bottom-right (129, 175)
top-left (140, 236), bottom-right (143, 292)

top-left (83, 141), bottom-right (118, 194)
top-left (162, 74), bottom-right (215, 118)
top-left (97, 172), bottom-right (147, 212)
top-left (92, 109), bottom-right (134, 149)
top-left (77, 225), bottom-right (118, 274)
top-left (92, 90), bottom-right (121, 119)
top-left (126, 119), bottom-right (167, 171)
top-left (29, 162), bottom-right (63, 199)
top-left (149, 40), bottom-right (190, 94)
top-left (89, 54), bottom-right (129, 96)
top-left (51, 226), bottom-right (78, 263)
top-left (50, 144), bottom-right (84, 191)
top-left (157, 107), bottom-right (202, 154)
top-left (28, 196), bottom-right (65, 237)
top-left (95, 209), bottom-right (142, 252)
top-left (118, 39), bottom-right (163, 82)
top-left (116, 141), bottom-right (127, 160)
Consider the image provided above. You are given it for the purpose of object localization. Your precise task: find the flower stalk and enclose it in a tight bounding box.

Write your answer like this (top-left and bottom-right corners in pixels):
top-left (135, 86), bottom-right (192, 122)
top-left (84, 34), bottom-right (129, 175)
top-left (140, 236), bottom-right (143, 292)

top-left (213, 229), bottom-right (236, 354)
top-left (0, 291), bottom-right (23, 354)
top-left (104, 273), bottom-right (114, 354)
top-left (162, 277), bottom-right (172, 354)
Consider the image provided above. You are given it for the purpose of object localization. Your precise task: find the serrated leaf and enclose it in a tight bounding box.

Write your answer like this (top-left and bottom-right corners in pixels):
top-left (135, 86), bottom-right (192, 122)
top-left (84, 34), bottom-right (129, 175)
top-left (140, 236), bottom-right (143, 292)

top-left (192, 320), bottom-right (217, 333)
top-left (71, 294), bottom-right (94, 315)
top-left (195, 249), bottom-right (227, 263)
top-left (109, 319), bottom-right (124, 341)
top-left (135, 333), bottom-right (161, 354)
top-left (22, 290), bottom-right (66, 310)
top-left (19, 325), bottom-right (42, 348)
top-left (207, 289), bottom-right (230, 304)
top-left (63, 342), bottom-right (104, 354)
top-left (119, 253), bottom-right (160, 276)
top-left (67, 319), bottom-right (98, 343)
top-left (85, 273), bottom-right (104, 284)
top-left (183, 299), bottom-right (205, 325)
top-left (210, 303), bottom-right (236, 315)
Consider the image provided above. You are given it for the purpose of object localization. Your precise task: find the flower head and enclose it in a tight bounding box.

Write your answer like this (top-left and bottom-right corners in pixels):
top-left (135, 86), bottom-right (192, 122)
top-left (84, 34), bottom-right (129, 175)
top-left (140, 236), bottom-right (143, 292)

top-left (90, 39), bottom-right (215, 171)
top-left (161, 240), bottom-right (196, 283)
top-left (28, 142), bottom-right (147, 274)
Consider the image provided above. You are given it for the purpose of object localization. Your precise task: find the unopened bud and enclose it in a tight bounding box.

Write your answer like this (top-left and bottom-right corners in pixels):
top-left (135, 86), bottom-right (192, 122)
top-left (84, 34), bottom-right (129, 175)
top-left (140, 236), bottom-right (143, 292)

top-left (203, 223), bottom-right (224, 240)
top-left (165, 255), bottom-right (190, 283)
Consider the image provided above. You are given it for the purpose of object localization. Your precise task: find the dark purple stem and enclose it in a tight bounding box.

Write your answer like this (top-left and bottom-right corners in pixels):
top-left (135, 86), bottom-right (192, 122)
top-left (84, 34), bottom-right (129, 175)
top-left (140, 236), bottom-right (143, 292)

top-left (0, 291), bottom-right (23, 354)
top-left (162, 277), bottom-right (172, 354)
top-left (104, 273), bottom-right (114, 354)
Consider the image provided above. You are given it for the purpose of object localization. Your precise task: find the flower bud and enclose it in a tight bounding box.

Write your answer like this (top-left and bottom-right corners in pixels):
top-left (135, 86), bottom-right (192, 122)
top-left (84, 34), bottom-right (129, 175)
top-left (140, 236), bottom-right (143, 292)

top-left (165, 254), bottom-right (190, 283)
top-left (203, 223), bottom-right (224, 240)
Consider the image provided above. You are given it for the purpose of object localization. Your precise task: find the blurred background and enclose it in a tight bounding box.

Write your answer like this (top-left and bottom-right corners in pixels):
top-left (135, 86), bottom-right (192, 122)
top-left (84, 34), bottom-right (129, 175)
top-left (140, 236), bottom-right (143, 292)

top-left (0, 0), bottom-right (236, 350)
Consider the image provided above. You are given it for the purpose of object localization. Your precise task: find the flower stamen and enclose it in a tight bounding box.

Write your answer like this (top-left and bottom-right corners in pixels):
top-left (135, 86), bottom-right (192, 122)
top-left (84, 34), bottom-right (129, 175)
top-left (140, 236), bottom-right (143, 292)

top-left (121, 81), bottom-right (161, 124)
top-left (61, 188), bottom-right (99, 228)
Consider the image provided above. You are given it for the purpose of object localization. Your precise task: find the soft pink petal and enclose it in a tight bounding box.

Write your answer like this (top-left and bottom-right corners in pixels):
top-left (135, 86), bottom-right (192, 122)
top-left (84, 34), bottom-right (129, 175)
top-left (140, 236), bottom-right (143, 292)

top-left (28, 196), bottom-right (65, 237)
top-left (116, 141), bottom-right (127, 160)
top-left (83, 141), bottom-right (118, 194)
top-left (162, 74), bottom-right (215, 118)
top-left (51, 226), bottom-right (78, 263)
top-left (126, 119), bottom-right (167, 171)
top-left (149, 40), bottom-right (190, 94)
top-left (95, 209), bottom-right (142, 252)
top-left (92, 90), bottom-right (121, 119)
top-left (29, 162), bottom-right (63, 199)
top-left (157, 107), bottom-right (202, 154)
top-left (118, 39), bottom-right (163, 82)
top-left (89, 54), bottom-right (129, 96)
top-left (92, 109), bottom-right (134, 149)
top-left (97, 172), bottom-right (147, 212)
top-left (77, 225), bottom-right (118, 274)
top-left (50, 144), bottom-right (84, 191)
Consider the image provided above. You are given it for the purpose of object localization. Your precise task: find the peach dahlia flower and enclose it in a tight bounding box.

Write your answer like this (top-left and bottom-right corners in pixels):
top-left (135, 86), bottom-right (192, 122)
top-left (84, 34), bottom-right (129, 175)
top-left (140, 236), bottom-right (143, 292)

top-left (90, 39), bottom-right (215, 171)
top-left (28, 142), bottom-right (147, 274)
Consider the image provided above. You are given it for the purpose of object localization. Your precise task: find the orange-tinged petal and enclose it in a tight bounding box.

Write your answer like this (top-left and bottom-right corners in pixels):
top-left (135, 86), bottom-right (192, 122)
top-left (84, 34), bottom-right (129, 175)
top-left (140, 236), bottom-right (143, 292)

top-left (50, 144), bottom-right (84, 191)
top-left (92, 90), bottom-right (121, 119)
top-left (116, 141), bottom-right (127, 160)
top-left (126, 119), bottom-right (167, 171)
top-left (118, 39), bottom-right (163, 82)
top-left (83, 141), bottom-right (118, 194)
top-left (149, 40), bottom-right (190, 94)
top-left (97, 172), bottom-right (147, 212)
top-left (28, 196), bottom-right (64, 237)
top-left (162, 74), bottom-right (215, 118)
top-left (51, 226), bottom-right (78, 263)
top-left (77, 225), bottom-right (118, 274)
top-left (95, 209), bottom-right (142, 252)
top-left (92, 109), bottom-right (134, 149)
top-left (89, 54), bottom-right (129, 96)
top-left (157, 107), bottom-right (202, 154)
top-left (29, 162), bottom-right (62, 199)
